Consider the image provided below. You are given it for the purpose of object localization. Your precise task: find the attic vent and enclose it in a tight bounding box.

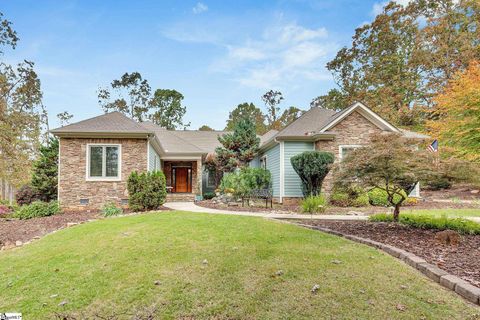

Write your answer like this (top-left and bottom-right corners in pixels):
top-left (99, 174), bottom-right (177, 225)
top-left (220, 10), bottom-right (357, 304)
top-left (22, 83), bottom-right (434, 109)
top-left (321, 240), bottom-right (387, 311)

top-left (79, 199), bottom-right (89, 205)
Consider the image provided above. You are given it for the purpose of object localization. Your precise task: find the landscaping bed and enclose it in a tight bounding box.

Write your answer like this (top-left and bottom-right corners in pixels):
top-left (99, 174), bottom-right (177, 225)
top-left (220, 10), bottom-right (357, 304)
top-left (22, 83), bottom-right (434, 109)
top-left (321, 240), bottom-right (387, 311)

top-left (0, 205), bottom-right (172, 249)
top-left (294, 220), bottom-right (480, 288)
top-left (0, 211), bottom-right (100, 249)
top-left (198, 199), bottom-right (479, 215)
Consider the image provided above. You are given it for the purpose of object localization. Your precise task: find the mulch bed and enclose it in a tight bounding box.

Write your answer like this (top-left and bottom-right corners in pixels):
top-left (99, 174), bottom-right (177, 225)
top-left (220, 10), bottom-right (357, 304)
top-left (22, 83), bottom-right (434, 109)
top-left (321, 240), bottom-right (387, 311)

top-left (0, 211), bottom-right (100, 248)
top-left (294, 220), bottom-right (480, 288)
top-left (423, 184), bottom-right (480, 201)
top-left (0, 206), bottom-right (172, 249)
top-left (197, 199), bottom-right (479, 215)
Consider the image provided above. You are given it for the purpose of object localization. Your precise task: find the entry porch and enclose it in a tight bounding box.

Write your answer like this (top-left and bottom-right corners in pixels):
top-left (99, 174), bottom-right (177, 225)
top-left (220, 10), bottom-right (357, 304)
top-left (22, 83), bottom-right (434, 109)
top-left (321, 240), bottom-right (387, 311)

top-left (162, 159), bottom-right (202, 202)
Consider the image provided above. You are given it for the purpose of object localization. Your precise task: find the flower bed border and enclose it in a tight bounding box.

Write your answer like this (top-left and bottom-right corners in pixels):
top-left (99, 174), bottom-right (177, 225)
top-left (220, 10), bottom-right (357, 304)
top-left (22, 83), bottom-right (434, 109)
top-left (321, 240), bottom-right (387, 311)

top-left (295, 223), bottom-right (480, 306)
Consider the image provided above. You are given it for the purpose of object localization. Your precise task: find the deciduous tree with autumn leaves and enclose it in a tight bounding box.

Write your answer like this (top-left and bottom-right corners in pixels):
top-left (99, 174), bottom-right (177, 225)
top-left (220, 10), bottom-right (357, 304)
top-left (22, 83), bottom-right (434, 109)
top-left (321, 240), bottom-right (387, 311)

top-left (428, 61), bottom-right (480, 163)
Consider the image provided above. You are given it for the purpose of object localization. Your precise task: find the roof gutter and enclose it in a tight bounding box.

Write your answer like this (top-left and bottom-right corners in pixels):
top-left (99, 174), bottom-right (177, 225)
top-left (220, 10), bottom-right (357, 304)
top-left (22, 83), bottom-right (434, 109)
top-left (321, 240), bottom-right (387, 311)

top-left (50, 131), bottom-right (153, 139)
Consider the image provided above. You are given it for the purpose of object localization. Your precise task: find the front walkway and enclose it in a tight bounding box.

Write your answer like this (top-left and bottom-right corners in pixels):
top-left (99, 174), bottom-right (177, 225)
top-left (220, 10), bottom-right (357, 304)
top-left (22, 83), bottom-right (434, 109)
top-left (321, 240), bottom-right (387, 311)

top-left (163, 202), bottom-right (368, 220)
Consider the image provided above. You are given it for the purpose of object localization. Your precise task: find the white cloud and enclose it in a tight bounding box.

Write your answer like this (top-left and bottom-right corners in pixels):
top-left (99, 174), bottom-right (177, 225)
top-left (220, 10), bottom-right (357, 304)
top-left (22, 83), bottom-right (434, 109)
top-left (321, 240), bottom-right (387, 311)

top-left (162, 18), bottom-right (336, 90)
top-left (227, 46), bottom-right (266, 61)
top-left (192, 2), bottom-right (208, 14)
top-left (217, 22), bottom-right (336, 89)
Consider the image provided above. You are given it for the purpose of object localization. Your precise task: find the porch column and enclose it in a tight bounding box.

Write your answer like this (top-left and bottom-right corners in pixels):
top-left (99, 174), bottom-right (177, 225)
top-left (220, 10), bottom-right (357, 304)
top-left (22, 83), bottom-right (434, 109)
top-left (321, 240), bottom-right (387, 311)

top-left (192, 159), bottom-right (202, 195)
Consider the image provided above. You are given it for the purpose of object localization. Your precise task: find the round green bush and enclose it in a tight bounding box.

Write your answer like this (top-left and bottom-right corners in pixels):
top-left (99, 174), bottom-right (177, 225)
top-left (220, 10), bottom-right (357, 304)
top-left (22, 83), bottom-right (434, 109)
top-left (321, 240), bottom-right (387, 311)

top-left (127, 171), bottom-right (167, 212)
top-left (368, 188), bottom-right (407, 207)
top-left (203, 192), bottom-right (216, 200)
top-left (14, 201), bottom-right (60, 220)
top-left (329, 185), bottom-right (370, 207)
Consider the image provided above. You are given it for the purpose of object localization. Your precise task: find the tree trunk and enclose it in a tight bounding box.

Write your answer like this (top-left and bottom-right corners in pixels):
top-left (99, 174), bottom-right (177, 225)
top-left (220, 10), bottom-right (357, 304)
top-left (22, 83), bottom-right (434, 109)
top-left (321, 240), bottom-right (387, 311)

top-left (393, 204), bottom-right (401, 222)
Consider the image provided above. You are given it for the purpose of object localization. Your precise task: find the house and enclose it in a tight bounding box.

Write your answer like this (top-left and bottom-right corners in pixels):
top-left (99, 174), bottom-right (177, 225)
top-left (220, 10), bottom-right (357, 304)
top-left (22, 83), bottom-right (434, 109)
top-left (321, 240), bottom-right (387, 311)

top-left (51, 102), bottom-right (428, 210)
top-left (249, 102), bottom-right (428, 204)
top-left (51, 112), bottom-right (226, 210)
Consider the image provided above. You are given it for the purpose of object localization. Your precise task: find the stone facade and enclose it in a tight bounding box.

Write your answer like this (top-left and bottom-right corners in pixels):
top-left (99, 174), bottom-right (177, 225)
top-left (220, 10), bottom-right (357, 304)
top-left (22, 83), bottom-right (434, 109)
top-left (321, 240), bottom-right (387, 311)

top-left (59, 137), bottom-right (148, 210)
top-left (315, 110), bottom-right (384, 192)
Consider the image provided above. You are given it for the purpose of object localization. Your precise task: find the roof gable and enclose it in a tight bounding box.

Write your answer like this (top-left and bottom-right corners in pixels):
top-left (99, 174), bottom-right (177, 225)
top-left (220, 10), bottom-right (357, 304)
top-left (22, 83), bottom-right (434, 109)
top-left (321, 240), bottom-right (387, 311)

top-left (319, 102), bottom-right (399, 133)
top-left (51, 112), bottom-right (152, 136)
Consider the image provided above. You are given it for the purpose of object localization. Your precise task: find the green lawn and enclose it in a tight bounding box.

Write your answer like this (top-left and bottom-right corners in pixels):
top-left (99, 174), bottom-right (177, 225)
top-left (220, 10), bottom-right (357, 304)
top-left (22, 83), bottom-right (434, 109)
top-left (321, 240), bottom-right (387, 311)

top-left (403, 208), bottom-right (480, 218)
top-left (0, 212), bottom-right (477, 319)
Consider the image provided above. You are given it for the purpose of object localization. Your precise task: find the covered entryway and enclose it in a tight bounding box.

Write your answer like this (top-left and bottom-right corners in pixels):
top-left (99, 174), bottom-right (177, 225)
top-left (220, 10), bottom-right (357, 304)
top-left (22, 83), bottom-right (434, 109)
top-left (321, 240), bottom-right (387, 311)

top-left (162, 160), bottom-right (202, 202)
top-left (172, 166), bottom-right (192, 193)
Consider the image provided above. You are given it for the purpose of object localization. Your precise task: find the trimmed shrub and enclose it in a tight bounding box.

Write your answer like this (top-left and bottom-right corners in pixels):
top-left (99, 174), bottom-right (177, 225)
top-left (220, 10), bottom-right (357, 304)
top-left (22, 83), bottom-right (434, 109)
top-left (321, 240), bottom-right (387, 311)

top-left (369, 213), bottom-right (480, 235)
top-left (291, 151), bottom-right (334, 197)
top-left (15, 184), bottom-right (40, 206)
top-left (203, 192), bottom-right (215, 200)
top-left (424, 176), bottom-right (452, 190)
top-left (102, 202), bottom-right (123, 217)
top-left (219, 168), bottom-right (271, 197)
top-left (368, 188), bottom-right (407, 207)
top-left (352, 193), bottom-right (370, 207)
top-left (329, 191), bottom-right (350, 207)
top-left (301, 195), bottom-right (327, 214)
top-left (219, 173), bottom-right (239, 194)
top-left (14, 201), bottom-right (60, 220)
top-left (127, 171), bottom-right (167, 212)
top-left (329, 184), bottom-right (370, 207)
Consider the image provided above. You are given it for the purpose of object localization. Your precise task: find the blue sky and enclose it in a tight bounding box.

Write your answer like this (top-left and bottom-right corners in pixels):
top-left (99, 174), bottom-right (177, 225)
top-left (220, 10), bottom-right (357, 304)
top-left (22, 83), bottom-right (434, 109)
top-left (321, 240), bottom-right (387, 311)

top-left (2, 0), bottom-right (392, 130)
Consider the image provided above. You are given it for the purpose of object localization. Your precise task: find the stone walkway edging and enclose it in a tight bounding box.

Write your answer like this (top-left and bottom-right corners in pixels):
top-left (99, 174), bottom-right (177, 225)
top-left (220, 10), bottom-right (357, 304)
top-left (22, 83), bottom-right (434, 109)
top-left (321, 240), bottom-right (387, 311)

top-left (295, 223), bottom-right (480, 306)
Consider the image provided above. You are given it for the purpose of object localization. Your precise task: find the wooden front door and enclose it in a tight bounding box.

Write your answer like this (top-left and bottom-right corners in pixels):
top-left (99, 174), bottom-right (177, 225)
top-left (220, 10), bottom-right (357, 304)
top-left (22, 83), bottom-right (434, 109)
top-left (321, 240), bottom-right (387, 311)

top-left (173, 167), bottom-right (191, 193)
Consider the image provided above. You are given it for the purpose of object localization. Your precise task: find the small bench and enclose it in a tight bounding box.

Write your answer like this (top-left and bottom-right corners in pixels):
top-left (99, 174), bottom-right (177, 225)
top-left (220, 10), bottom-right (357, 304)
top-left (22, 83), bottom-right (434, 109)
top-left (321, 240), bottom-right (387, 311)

top-left (242, 189), bottom-right (273, 208)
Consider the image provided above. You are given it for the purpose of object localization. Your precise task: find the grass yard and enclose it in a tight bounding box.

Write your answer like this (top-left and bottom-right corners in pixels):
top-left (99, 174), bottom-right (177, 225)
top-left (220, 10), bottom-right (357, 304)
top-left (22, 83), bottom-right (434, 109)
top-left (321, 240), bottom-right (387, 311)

top-left (0, 212), bottom-right (478, 319)
top-left (403, 208), bottom-right (480, 218)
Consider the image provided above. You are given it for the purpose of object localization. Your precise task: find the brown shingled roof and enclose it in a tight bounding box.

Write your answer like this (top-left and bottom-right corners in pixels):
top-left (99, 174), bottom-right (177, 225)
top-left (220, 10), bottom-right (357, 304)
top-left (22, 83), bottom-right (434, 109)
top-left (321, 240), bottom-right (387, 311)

top-left (50, 111), bottom-right (152, 134)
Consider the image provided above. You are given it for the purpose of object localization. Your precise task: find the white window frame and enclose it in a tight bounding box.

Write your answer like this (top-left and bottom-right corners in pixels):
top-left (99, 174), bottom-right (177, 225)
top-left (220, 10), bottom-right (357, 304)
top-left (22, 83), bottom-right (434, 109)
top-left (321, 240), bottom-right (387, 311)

top-left (86, 143), bottom-right (122, 181)
top-left (338, 144), bottom-right (362, 161)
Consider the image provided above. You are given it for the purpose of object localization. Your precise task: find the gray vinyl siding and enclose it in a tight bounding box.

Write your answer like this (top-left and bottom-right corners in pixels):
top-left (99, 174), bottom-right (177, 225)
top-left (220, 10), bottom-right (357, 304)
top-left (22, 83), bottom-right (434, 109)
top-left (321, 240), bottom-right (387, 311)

top-left (148, 142), bottom-right (161, 171)
top-left (265, 144), bottom-right (280, 197)
top-left (283, 141), bottom-right (314, 197)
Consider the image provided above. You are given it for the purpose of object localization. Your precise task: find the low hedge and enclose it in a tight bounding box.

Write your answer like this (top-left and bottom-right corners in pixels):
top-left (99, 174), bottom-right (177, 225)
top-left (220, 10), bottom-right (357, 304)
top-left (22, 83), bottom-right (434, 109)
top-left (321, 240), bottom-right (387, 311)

top-left (14, 201), bottom-right (60, 220)
top-left (369, 213), bottom-right (480, 235)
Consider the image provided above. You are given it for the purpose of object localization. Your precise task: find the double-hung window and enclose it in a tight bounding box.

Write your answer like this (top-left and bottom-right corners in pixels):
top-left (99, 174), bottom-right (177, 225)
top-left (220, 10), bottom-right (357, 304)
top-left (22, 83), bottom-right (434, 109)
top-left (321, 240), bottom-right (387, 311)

top-left (87, 144), bottom-right (121, 180)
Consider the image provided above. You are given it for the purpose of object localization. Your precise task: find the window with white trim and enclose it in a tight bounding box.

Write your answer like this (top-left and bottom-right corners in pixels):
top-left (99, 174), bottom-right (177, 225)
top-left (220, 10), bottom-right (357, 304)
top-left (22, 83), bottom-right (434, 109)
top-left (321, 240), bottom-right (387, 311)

top-left (87, 144), bottom-right (120, 180)
top-left (339, 145), bottom-right (362, 161)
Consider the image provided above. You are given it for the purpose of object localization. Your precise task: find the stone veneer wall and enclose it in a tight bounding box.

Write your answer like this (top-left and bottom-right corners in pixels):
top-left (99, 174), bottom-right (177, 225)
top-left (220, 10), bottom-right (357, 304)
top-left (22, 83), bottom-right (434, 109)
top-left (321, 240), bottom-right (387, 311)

top-left (59, 138), bottom-right (148, 210)
top-left (315, 111), bottom-right (384, 192)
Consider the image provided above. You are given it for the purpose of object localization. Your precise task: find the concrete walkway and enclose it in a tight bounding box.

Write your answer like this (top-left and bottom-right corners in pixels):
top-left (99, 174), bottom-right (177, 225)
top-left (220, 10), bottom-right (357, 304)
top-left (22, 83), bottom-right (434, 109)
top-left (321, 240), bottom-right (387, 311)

top-left (163, 202), bottom-right (368, 220)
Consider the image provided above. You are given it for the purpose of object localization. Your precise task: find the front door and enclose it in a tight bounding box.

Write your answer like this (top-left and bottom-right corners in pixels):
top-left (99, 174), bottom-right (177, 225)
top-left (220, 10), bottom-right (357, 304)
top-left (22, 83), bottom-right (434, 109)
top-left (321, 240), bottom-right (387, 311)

top-left (174, 167), bottom-right (191, 193)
